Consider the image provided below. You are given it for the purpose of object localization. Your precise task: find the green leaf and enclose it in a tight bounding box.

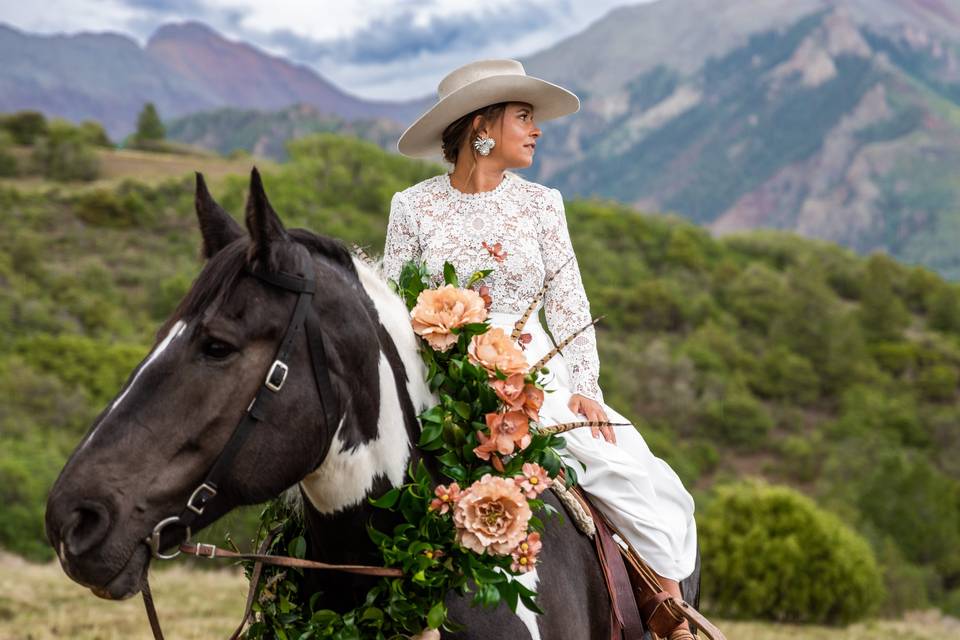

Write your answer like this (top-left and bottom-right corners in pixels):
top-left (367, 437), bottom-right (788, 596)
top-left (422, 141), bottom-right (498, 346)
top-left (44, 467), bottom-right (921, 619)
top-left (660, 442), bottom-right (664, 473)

top-left (288, 535), bottom-right (306, 559)
top-left (426, 601), bottom-right (446, 629)
top-left (443, 261), bottom-right (459, 287)
top-left (368, 487), bottom-right (401, 509)
top-left (452, 401), bottom-right (471, 420)
top-left (466, 269), bottom-right (493, 288)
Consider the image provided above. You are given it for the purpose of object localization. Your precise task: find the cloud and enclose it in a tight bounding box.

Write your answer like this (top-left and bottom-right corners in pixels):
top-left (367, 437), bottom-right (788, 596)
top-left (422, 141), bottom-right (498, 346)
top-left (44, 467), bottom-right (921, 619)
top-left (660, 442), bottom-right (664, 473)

top-left (0, 0), bottom-right (651, 99)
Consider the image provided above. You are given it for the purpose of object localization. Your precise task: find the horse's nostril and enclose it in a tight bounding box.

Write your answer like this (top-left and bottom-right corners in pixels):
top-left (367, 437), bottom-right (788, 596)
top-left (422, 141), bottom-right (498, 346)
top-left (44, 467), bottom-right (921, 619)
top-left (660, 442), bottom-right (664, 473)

top-left (63, 502), bottom-right (111, 557)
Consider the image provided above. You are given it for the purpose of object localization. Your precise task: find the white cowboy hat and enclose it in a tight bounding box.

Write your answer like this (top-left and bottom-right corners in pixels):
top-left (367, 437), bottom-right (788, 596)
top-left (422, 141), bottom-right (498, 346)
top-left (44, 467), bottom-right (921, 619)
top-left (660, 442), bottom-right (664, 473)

top-left (397, 58), bottom-right (580, 159)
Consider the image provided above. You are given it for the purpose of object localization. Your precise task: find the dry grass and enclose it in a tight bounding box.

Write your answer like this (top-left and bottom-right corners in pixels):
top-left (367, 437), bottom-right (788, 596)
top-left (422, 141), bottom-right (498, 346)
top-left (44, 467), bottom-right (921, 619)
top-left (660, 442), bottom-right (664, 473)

top-left (1, 553), bottom-right (957, 639)
top-left (1, 147), bottom-right (275, 193)
top-left (0, 553), bottom-right (247, 640)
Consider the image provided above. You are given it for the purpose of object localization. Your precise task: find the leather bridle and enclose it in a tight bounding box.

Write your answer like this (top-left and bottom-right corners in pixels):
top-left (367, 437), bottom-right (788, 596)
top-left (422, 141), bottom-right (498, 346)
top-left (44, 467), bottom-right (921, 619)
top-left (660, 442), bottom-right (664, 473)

top-left (145, 266), bottom-right (339, 560)
top-left (138, 265), bottom-right (398, 639)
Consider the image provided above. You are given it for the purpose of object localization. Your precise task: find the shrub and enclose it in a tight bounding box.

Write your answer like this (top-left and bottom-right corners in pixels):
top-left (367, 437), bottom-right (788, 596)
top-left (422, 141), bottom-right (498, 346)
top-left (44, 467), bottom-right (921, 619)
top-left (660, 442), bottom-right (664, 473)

top-left (857, 451), bottom-right (960, 573)
top-left (749, 346), bottom-right (819, 404)
top-left (0, 130), bottom-right (17, 176)
top-left (916, 364), bottom-right (959, 402)
top-left (700, 480), bottom-right (885, 623)
top-left (0, 110), bottom-right (48, 145)
top-left (13, 334), bottom-right (147, 406)
top-left (31, 120), bottom-right (101, 181)
top-left (722, 262), bottom-right (787, 332)
top-left (700, 387), bottom-right (773, 448)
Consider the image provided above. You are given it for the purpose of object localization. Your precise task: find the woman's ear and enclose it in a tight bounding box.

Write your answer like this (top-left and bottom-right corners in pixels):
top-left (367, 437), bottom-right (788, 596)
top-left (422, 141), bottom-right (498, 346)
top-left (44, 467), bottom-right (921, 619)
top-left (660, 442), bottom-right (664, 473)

top-left (472, 114), bottom-right (486, 136)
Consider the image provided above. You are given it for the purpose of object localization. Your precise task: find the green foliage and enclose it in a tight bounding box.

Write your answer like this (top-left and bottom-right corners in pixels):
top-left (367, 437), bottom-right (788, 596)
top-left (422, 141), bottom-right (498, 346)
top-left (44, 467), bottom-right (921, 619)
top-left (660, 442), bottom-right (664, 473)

top-left (700, 386), bottom-right (774, 449)
top-left (856, 451), bottom-right (960, 574)
top-left (2, 127), bottom-right (960, 617)
top-left (30, 119), bottom-right (101, 181)
top-left (700, 481), bottom-right (884, 623)
top-left (77, 120), bottom-right (112, 147)
top-left (0, 131), bottom-right (17, 177)
top-left (916, 364), bottom-right (959, 402)
top-left (858, 254), bottom-right (911, 342)
top-left (247, 261), bottom-right (567, 637)
top-left (0, 110), bottom-right (48, 145)
top-left (749, 346), bottom-right (819, 404)
top-left (134, 102), bottom-right (166, 144)
top-left (13, 335), bottom-right (146, 407)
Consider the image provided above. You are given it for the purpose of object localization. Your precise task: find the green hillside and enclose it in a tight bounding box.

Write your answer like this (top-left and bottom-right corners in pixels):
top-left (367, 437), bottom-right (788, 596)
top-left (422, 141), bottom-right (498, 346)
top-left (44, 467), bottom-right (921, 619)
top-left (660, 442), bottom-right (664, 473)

top-left (2, 134), bottom-right (959, 618)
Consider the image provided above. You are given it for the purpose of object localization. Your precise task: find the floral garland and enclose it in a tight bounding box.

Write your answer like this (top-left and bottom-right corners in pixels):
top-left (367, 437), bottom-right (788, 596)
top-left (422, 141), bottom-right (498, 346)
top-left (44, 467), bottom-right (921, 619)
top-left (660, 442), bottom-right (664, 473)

top-left (243, 258), bottom-right (579, 640)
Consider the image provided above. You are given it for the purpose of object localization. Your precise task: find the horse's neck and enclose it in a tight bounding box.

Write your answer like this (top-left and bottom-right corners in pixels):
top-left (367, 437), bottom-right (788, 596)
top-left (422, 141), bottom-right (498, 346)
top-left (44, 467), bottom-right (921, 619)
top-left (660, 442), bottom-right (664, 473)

top-left (297, 256), bottom-right (435, 545)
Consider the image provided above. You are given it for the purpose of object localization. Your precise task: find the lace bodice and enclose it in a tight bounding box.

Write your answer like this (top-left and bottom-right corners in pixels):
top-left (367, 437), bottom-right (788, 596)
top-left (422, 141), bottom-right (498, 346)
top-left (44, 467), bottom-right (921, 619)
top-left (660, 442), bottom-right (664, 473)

top-left (381, 172), bottom-right (603, 402)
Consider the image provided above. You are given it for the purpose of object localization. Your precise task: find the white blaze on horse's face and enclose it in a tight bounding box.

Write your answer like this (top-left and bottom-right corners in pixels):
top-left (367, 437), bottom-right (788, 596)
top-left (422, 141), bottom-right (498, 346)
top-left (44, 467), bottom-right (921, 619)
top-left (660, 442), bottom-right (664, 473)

top-left (299, 258), bottom-right (433, 514)
top-left (80, 319), bottom-right (187, 452)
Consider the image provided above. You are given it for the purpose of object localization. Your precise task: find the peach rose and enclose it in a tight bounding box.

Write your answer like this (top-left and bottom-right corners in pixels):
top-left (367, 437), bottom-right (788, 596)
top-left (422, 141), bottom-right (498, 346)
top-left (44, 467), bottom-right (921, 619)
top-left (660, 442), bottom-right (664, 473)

top-left (468, 327), bottom-right (529, 376)
top-left (490, 374), bottom-right (543, 422)
top-left (510, 531), bottom-right (543, 573)
top-left (453, 474), bottom-right (532, 555)
top-left (473, 411), bottom-right (531, 460)
top-left (410, 285), bottom-right (488, 352)
top-left (515, 462), bottom-right (552, 499)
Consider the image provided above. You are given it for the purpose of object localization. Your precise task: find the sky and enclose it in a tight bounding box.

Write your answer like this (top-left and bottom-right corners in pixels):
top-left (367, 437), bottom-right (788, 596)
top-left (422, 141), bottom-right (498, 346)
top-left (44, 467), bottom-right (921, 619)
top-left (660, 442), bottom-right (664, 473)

top-left (0, 0), bottom-right (656, 101)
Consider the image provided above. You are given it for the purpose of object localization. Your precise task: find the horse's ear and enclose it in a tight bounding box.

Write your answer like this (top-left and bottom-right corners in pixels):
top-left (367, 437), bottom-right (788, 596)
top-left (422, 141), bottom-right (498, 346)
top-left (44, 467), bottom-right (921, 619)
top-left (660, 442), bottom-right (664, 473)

top-left (195, 172), bottom-right (243, 259)
top-left (244, 167), bottom-right (287, 267)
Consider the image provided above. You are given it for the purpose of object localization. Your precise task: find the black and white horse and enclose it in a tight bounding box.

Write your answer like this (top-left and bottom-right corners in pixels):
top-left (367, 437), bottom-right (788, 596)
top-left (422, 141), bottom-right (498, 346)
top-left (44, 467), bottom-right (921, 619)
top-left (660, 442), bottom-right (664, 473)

top-left (45, 170), bottom-right (698, 638)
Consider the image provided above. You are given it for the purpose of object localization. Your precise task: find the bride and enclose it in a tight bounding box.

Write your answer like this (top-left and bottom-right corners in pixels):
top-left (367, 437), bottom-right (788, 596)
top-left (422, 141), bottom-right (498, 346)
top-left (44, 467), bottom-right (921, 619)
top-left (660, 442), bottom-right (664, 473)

top-left (382, 59), bottom-right (697, 639)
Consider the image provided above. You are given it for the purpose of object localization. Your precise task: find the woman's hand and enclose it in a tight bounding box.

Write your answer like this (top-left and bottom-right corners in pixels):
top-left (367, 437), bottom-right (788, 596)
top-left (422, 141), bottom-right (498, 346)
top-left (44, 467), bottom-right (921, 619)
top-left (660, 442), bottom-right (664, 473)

top-left (568, 394), bottom-right (616, 444)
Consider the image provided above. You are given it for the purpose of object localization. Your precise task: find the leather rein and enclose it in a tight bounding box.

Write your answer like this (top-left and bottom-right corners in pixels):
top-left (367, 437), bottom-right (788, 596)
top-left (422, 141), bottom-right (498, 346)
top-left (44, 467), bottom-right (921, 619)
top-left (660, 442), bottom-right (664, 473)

top-left (138, 265), bottom-right (400, 640)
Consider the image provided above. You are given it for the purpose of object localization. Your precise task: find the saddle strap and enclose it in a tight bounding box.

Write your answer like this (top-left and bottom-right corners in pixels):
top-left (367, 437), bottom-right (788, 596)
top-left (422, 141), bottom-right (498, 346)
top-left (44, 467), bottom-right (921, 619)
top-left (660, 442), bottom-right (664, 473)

top-left (585, 500), bottom-right (645, 640)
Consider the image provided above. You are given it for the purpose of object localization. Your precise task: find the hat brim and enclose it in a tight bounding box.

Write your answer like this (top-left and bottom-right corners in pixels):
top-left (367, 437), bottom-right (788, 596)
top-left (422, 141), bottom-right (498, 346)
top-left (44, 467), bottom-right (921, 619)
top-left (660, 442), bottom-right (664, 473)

top-left (397, 74), bottom-right (580, 159)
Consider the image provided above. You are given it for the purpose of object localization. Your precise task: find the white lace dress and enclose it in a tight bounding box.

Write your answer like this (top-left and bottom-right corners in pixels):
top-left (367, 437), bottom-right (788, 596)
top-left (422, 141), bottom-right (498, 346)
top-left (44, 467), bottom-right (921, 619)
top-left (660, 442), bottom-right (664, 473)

top-left (382, 172), bottom-right (697, 581)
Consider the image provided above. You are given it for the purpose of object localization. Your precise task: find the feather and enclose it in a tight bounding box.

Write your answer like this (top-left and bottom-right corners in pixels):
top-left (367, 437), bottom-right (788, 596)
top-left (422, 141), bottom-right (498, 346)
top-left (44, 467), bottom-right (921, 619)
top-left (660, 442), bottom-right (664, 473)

top-left (535, 420), bottom-right (632, 436)
top-left (511, 255), bottom-right (575, 340)
top-left (529, 315), bottom-right (604, 372)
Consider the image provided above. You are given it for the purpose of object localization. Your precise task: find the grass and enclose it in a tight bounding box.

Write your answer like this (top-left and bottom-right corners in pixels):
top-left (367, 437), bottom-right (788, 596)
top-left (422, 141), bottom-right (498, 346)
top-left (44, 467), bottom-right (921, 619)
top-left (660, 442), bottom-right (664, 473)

top-left (1, 553), bottom-right (957, 639)
top-left (1, 146), bottom-right (275, 193)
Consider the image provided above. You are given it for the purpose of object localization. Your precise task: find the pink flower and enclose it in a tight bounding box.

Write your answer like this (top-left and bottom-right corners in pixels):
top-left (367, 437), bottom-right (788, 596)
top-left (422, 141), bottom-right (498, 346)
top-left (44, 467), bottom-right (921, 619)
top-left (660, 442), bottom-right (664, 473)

top-left (473, 411), bottom-right (531, 461)
top-left (482, 241), bottom-right (508, 263)
top-left (453, 474), bottom-right (532, 555)
top-left (517, 332), bottom-right (532, 350)
top-left (410, 285), bottom-right (487, 352)
top-left (429, 482), bottom-right (461, 515)
top-left (510, 532), bottom-right (543, 573)
top-left (477, 284), bottom-right (493, 309)
top-left (515, 462), bottom-right (552, 499)
top-left (468, 328), bottom-right (529, 377)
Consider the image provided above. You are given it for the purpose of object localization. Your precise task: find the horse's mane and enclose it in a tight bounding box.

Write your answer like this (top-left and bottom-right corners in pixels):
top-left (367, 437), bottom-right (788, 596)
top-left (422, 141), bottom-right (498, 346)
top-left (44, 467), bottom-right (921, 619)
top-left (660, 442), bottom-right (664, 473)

top-left (156, 228), bottom-right (357, 342)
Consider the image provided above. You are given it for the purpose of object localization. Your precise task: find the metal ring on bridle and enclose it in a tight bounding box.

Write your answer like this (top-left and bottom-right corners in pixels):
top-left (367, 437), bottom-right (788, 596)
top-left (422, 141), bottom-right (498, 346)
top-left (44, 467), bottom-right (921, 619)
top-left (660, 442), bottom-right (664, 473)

top-left (146, 516), bottom-right (191, 560)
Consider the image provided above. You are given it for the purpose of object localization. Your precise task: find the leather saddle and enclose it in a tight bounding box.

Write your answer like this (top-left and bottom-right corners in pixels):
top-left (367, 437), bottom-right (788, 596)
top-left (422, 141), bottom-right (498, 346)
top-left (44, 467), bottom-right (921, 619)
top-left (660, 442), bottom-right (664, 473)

top-left (557, 484), bottom-right (726, 640)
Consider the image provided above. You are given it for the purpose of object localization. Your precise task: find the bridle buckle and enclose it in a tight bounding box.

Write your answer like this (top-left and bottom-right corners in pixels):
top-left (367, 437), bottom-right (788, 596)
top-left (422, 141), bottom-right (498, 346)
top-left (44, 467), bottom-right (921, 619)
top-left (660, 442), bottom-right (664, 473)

top-left (186, 482), bottom-right (217, 516)
top-left (265, 360), bottom-right (289, 392)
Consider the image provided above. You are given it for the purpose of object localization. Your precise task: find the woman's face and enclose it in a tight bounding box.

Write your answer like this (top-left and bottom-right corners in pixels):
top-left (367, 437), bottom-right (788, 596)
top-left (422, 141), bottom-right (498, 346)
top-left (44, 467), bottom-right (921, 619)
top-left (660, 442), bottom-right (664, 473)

top-left (482, 102), bottom-right (542, 169)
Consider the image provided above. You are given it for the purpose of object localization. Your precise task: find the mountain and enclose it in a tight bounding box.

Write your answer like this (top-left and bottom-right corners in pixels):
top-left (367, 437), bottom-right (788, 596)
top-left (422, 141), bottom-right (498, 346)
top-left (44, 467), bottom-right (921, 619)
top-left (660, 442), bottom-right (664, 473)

top-left (0, 21), bottom-right (429, 138)
top-left (519, 0), bottom-right (960, 279)
top-left (165, 104), bottom-right (405, 159)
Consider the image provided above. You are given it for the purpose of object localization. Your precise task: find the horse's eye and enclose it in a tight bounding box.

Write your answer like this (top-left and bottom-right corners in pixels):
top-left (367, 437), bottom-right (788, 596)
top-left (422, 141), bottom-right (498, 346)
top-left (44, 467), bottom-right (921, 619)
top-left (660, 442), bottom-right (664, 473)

top-left (201, 339), bottom-right (236, 360)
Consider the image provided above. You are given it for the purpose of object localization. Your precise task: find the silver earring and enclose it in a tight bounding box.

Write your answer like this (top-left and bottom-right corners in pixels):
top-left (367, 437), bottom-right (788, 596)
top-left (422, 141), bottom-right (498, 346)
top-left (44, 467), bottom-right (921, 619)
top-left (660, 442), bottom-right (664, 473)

top-left (473, 135), bottom-right (495, 156)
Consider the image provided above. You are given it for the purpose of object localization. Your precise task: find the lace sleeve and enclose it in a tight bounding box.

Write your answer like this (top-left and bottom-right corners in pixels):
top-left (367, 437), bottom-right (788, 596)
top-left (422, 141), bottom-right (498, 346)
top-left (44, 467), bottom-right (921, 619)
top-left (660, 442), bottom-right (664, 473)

top-left (381, 192), bottom-right (420, 282)
top-left (539, 188), bottom-right (604, 404)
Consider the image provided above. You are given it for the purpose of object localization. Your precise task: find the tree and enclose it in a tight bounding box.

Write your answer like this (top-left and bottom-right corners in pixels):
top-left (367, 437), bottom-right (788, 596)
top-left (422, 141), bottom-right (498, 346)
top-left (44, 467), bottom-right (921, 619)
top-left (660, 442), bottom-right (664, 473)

top-left (1, 110), bottom-right (48, 145)
top-left (134, 102), bottom-right (165, 145)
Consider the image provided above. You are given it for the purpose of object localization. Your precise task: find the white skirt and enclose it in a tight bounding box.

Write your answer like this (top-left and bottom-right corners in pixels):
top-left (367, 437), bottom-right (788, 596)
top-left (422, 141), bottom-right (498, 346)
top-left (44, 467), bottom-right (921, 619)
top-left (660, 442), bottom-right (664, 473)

top-left (488, 311), bottom-right (698, 582)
